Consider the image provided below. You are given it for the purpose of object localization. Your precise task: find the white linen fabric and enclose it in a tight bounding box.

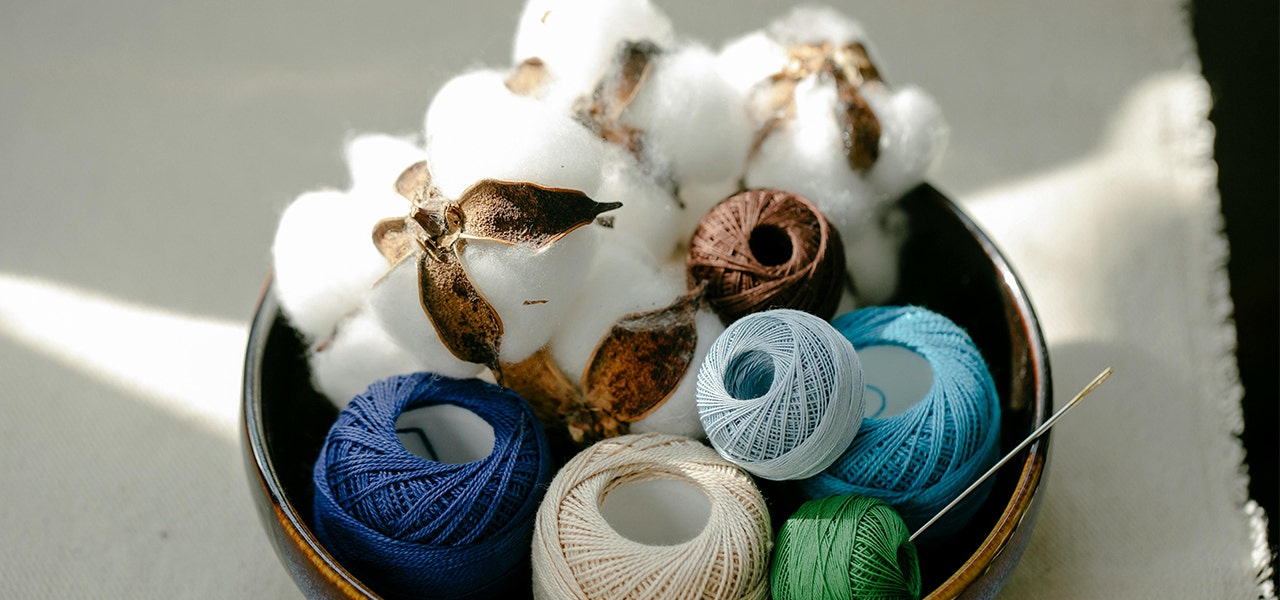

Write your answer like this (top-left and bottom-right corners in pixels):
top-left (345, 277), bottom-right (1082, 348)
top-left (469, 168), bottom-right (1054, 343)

top-left (0, 0), bottom-right (1268, 598)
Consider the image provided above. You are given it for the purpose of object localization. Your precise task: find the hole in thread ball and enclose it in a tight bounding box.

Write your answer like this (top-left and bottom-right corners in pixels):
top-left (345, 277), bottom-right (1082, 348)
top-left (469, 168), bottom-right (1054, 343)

top-left (857, 345), bottom-right (933, 418)
top-left (725, 349), bottom-right (775, 400)
top-left (395, 404), bottom-right (495, 464)
top-left (748, 224), bottom-right (793, 267)
top-left (600, 478), bottom-right (711, 545)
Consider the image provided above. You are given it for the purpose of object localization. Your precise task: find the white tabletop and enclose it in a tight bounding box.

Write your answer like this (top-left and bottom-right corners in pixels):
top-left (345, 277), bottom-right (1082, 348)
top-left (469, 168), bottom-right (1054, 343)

top-left (0, 1), bottom-right (1267, 598)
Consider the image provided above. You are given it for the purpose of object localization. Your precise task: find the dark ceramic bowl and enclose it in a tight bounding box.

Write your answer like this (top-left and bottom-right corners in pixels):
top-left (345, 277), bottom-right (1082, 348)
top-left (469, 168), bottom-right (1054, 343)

top-left (242, 184), bottom-right (1052, 599)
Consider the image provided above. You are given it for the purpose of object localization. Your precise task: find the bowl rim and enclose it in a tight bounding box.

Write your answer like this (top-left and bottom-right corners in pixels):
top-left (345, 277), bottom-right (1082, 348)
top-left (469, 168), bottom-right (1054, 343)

top-left (241, 185), bottom-right (1053, 599)
top-left (920, 190), bottom-right (1053, 599)
top-left (243, 280), bottom-right (379, 599)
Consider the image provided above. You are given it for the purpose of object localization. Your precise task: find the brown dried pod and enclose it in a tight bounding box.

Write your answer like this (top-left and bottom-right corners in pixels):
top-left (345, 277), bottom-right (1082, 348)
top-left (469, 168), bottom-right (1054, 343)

top-left (500, 286), bottom-right (704, 445)
top-left (687, 188), bottom-right (846, 325)
top-left (374, 162), bottom-right (621, 373)
top-left (581, 285), bottom-right (702, 423)
top-left (574, 39), bottom-right (660, 155)
top-left (395, 160), bottom-right (434, 202)
top-left (416, 251), bottom-right (503, 372)
top-left (500, 347), bottom-right (582, 429)
top-left (836, 42), bottom-right (882, 85)
top-left (372, 216), bottom-right (416, 266)
top-left (502, 347), bottom-right (628, 445)
top-left (505, 57), bottom-right (548, 96)
top-left (834, 68), bottom-right (881, 171)
top-left (745, 40), bottom-right (884, 174)
top-left (455, 179), bottom-right (622, 249)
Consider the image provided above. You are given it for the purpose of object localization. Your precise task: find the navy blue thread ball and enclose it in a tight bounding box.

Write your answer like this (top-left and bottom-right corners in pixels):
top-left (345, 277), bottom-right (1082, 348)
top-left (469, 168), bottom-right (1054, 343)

top-left (800, 306), bottom-right (1001, 540)
top-left (313, 372), bottom-right (553, 599)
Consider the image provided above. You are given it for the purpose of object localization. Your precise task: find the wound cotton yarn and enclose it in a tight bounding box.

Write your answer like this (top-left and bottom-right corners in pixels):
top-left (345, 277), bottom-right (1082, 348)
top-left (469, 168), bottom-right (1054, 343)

top-left (531, 433), bottom-right (773, 600)
top-left (687, 189), bottom-right (846, 325)
top-left (771, 494), bottom-right (922, 600)
top-left (313, 372), bottom-right (553, 599)
top-left (697, 309), bottom-right (866, 480)
top-left (800, 306), bottom-right (1001, 539)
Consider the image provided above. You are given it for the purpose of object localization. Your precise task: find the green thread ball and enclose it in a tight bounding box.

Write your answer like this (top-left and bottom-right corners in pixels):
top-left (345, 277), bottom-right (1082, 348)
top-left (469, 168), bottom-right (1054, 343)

top-left (771, 494), bottom-right (922, 600)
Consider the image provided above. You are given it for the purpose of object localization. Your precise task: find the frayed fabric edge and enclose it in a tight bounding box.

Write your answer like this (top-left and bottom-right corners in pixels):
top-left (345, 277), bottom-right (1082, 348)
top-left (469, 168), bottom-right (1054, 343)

top-left (1175, 70), bottom-right (1276, 598)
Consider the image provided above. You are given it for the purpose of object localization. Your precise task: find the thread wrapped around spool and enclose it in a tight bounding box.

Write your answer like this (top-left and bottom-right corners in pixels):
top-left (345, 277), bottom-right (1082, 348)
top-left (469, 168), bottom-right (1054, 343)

top-left (313, 372), bottom-right (553, 599)
top-left (800, 306), bottom-right (1001, 538)
top-left (771, 494), bottom-right (922, 600)
top-left (531, 433), bottom-right (773, 600)
top-left (687, 188), bottom-right (846, 325)
top-left (697, 309), bottom-right (866, 480)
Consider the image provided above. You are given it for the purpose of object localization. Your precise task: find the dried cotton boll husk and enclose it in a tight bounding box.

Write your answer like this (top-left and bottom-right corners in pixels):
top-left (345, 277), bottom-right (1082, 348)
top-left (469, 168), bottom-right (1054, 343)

top-left (511, 0), bottom-right (675, 107)
top-left (629, 310), bottom-right (723, 439)
top-left (308, 307), bottom-right (425, 410)
top-left (862, 84), bottom-right (949, 200)
top-left (424, 70), bottom-right (606, 200)
top-left (365, 257), bottom-right (485, 379)
top-left (464, 226), bottom-right (601, 364)
top-left (716, 5), bottom-right (875, 98)
top-left (272, 189), bottom-right (400, 345)
top-left (594, 147), bottom-right (685, 260)
top-left (620, 44), bottom-right (754, 193)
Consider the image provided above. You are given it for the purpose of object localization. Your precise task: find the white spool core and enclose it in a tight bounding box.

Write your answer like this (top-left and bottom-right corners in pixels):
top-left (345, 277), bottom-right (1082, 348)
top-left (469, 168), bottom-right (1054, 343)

top-left (857, 345), bottom-right (933, 418)
top-left (600, 478), bottom-right (712, 546)
top-left (395, 404), bottom-right (496, 464)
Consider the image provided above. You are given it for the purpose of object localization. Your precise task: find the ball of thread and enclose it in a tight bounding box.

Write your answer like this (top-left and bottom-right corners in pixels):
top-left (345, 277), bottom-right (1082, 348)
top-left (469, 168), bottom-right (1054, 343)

top-left (531, 433), bottom-right (773, 600)
top-left (800, 306), bottom-right (1001, 539)
top-left (313, 372), bottom-right (553, 599)
top-left (687, 188), bottom-right (846, 325)
top-left (771, 494), bottom-right (922, 600)
top-left (697, 309), bottom-right (866, 480)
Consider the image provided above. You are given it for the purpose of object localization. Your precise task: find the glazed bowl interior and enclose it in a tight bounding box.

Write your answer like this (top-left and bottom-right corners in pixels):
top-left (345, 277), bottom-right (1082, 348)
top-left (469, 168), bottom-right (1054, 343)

top-left (243, 183), bottom-right (1052, 599)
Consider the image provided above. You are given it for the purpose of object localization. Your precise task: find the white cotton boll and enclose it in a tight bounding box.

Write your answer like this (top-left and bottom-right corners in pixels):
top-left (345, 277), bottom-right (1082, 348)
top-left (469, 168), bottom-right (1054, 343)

top-left (424, 70), bottom-right (605, 199)
top-left (630, 310), bottom-right (723, 439)
top-left (548, 236), bottom-right (683, 375)
top-left (745, 77), bottom-right (882, 231)
top-left (309, 308), bottom-right (426, 410)
top-left (767, 5), bottom-right (871, 51)
top-left (594, 148), bottom-right (684, 260)
top-left (844, 205), bottom-right (909, 306)
top-left (272, 190), bottom-right (397, 344)
top-left (716, 31), bottom-right (789, 96)
top-left (863, 85), bottom-right (948, 199)
top-left (512, 0), bottom-right (675, 102)
top-left (740, 78), bottom-right (912, 304)
top-left (622, 44), bottom-right (754, 188)
top-left (344, 133), bottom-right (427, 197)
top-left (366, 257), bottom-right (485, 378)
top-left (464, 226), bottom-right (600, 363)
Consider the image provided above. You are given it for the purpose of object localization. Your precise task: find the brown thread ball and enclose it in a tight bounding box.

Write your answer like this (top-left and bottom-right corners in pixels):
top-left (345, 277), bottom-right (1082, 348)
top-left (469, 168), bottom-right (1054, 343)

top-left (686, 189), bottom-right (846, 325)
